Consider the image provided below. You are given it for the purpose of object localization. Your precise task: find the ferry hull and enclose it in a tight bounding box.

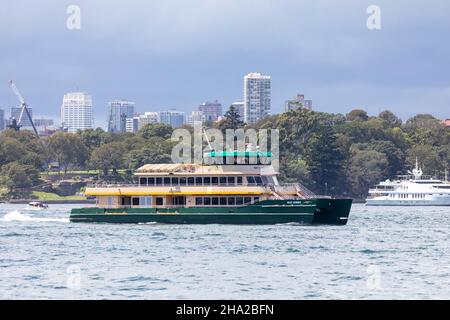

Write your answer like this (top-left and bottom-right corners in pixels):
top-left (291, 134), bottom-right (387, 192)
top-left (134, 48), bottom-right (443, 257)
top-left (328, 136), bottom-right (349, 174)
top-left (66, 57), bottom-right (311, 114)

top-left (70, 199), bottom-right (352, 225)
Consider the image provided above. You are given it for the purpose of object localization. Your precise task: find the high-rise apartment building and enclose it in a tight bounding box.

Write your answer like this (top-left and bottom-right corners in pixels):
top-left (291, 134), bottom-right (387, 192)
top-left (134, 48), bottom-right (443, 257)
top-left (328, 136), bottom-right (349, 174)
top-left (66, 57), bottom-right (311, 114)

top-left (285, 94), bottom-right (313, 112)
top-left (107, 100), bottom-right (135, 132)
top-left (230, 101), bottom-right (245, 121)
top-left (243, 72), bottom-right (271, 124)
top-left (198, 100), bottom-right (222, 122)
top-left (187, 111), bottom-right (205, 126)
top-left (158, 110), bottom-right (185, 128)
top-left (61, 92), bottom-right (94, 132)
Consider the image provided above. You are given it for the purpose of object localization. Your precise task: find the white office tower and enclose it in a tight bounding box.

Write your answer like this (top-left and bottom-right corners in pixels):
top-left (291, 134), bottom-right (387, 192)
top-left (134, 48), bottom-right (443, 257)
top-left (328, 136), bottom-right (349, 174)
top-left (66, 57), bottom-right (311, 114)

top-left (138, 112), bottom-right (159, 128)
top-left (198, 100), bottom-right (222, 122)
top-left (107, 100), bottom-right (135, 132)
top-left (230, 101), bottom-right (245, 121)
top-left (61, 92), bottom-right (94, 132)
top-left (158, 110), bottom-right (185, 128)
top-left (243, 72), bottom-right (271, 124)
top-left (126, 116), bottom-right (140, 133)
top-left (187, 111), bottom-right (205, 126)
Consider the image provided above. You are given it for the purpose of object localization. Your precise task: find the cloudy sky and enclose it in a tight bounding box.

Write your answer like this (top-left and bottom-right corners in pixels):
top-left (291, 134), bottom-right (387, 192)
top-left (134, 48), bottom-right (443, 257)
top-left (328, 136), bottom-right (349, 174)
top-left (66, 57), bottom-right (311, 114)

top-left (0, 0), bottom-right (449, 128)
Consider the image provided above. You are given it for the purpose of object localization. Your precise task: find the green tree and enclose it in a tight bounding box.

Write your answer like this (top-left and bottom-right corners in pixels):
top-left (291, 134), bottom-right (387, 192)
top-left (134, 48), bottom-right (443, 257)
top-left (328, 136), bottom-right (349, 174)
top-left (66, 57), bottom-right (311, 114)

top-left (138, 123), bottom-right (173, 140)
top-left (47, 133), bottom-right (88, 173)
top-left (346, 109), bottom-right (369, 122)
top-left (218, 105), bottom-right (245, 131)
top-left (89, 142), bottom-right (126, 175)
top-left (0, 162), bottom-right (40, 199)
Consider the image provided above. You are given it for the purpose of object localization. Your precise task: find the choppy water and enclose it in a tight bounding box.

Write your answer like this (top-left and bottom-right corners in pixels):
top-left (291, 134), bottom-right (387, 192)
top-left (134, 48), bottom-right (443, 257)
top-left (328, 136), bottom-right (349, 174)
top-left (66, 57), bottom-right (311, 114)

top-left (0, 203), bottom-right (449, 299)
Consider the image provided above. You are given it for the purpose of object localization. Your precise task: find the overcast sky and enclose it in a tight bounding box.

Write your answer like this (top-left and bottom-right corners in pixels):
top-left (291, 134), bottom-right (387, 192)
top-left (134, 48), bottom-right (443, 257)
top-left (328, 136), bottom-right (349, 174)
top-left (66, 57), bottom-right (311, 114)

top-left (1, 0), bottom-right (449, 128)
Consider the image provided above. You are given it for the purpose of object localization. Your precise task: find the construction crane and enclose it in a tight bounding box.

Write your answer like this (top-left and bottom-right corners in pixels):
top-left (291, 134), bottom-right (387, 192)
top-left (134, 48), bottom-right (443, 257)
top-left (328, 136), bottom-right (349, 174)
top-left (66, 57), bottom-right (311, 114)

top-left (8, 80), bottom-right (40, 139)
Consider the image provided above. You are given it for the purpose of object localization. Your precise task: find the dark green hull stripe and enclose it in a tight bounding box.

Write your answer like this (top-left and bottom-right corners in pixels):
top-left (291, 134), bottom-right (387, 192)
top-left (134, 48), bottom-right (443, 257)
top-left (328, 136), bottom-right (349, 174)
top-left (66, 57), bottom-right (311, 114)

top-left (70, 198), bottom-right (352, 225)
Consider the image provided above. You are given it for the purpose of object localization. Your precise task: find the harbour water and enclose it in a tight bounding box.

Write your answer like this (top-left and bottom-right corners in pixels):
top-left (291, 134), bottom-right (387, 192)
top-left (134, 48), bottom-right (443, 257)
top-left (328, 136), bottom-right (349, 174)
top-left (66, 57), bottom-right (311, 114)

top-left (0, 203), bottom-right (449, 299)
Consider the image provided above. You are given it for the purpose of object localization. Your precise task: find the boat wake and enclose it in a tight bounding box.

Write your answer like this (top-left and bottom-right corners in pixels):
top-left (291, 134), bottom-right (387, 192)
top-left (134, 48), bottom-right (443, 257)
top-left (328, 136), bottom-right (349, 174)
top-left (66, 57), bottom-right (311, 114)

top-left (2, 210), bottom-right (69, 223)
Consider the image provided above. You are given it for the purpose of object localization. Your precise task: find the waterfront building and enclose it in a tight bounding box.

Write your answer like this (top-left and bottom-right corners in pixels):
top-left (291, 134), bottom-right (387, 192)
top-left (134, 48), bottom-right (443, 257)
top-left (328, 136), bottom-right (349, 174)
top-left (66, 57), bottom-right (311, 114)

top-left (107, 100), bottom-right (135, 132)
top-left (285, 94), bottom-right (313, 112)
top-left (10, 106), bottom-right (33, 127)
top-left (187, 111), bottom-right (205, 126)
top-left (198, 100), bottom-right (222, 122)
top-left (0, 108), bottom-right (4, 131)
top-left (243, 72), bottom-right (271, 124)
top-left (158, 110), bottom-right (185, 128)
top-left (61, 92), bottom-right (94, 132)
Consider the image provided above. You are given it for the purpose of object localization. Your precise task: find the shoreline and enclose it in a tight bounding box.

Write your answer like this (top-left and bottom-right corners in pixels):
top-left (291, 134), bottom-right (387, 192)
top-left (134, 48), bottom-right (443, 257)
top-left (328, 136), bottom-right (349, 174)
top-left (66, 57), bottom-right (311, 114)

top-left (6, 199), bottom-right (96, 204)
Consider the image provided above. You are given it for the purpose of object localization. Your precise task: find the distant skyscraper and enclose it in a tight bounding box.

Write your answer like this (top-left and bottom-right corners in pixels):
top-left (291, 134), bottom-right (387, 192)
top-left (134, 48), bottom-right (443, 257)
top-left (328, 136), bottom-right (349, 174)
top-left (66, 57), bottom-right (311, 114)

top-left (230, 101), bottom-right (245, 121)
top-left (243, 72), bottom-right (271, 124)
top-left (138, 112), bottom-right (158, 128)
top-left (158, 110), bottom-right (185, 128)
top-left (285, 94), bottom-right (313, 112)
top-left (198, 100), bottom-right (222, 122)
top-left (0, 108), bottom-right (4, 131)
top-left (107, 100), bottom-right (135, 132)
top-left (187, 111), bottom-right (205, 126)
top-left (61, 92), bottom-right (94, 132)
top-left (126, 116), bottom-right (140, 133)
top-left (10, 106), bottom-right (33, 127)
top-left (33, 118), bottom-right (54, 127)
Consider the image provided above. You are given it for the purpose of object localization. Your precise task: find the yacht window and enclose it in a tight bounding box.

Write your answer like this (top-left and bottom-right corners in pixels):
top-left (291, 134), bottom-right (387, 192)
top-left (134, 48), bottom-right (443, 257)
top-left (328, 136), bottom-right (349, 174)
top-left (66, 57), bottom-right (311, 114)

top-left (236, 197), bottom-right (243, 205)
top-left (212, 177), bottom-right (219, 185)
top-left (227, 197), bottom-right (235, 205)
top-left (188, 177), bottom-right (195, 185)
top-left (219, 177), bottom-right (227, 185)
top-left (237, 177), bottom-right (243, 185)
top-left (204, 177), bottom-right (211, 185)
top-left (164, 177), bottom-right (171, 186)
top-left (212, 197), bottom-right (219, 205)
top-left (254, 177), bottom-right (263, 185)
top-left (247, 176), bottom-right (255, 185)
top-left (171, 177), bottom-right (179, 185)
top-left (196, 197), bottom-right (203, 205)
top-left (196, 177), bottom-right (203, 185)
top-left (180, 177), bottom-right (187, 185)
top-left (220, 197), bottom-right (227, 205)
top-left (156, 177), bottom-right (163, 185)
top-left (204, 197), bottom-right (211, 205)
top-left (227, 177), bottom-right (235, 185)
top-left (140, 177), bottom-right (147, 185)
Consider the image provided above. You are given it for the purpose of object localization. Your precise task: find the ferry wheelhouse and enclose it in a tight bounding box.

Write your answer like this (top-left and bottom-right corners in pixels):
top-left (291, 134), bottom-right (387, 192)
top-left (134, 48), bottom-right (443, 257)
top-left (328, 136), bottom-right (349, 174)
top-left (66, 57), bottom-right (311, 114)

top-left (70, 151), bottom-right (352, 224)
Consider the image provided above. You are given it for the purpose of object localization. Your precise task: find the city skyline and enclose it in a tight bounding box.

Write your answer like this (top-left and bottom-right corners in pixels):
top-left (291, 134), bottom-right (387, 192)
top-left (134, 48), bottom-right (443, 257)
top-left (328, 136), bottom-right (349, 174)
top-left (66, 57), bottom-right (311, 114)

top-left (1, 1), bottom-right (449, 127)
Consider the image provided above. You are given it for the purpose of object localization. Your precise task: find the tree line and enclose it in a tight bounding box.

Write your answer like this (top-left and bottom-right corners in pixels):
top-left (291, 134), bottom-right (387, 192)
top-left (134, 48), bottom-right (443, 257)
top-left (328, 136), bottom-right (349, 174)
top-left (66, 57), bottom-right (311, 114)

top-left (1, 105), bottom-right (450, 199)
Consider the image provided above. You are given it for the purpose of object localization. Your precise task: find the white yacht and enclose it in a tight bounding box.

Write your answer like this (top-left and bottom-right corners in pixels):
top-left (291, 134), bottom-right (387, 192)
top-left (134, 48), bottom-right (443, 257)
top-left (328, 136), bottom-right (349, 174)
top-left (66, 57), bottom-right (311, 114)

top-left (366, 161), bottom-right (450, 206)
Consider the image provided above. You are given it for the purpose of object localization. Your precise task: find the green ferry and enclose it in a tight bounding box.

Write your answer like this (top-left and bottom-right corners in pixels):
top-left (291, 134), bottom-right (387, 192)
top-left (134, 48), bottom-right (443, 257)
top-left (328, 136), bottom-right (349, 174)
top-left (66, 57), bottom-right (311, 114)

top-left (70, 151), bottom-right (352, 225)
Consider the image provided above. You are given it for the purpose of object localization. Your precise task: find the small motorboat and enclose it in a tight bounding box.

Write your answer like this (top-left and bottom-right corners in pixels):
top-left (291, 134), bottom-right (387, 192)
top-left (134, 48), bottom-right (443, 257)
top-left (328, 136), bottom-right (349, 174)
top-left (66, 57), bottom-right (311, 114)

top-left (28, 201), bottom-right (49, 209)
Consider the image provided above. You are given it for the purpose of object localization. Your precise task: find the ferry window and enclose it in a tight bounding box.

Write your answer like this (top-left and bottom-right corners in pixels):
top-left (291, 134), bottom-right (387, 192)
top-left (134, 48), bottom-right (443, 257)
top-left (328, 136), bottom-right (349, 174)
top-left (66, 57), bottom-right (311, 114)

top-left (188, 177), bottom-right (195, 185)
top-left (255, 177), bottom-right (263, 185)
top-left (196, 177), bottom-right (203, 185)
top-left (244, 197), bottom-right (252, 204)
top-left (164, 177), bottom-right (171, 186)
top-left (171, 177), bottom-right (179, 185)
top-left (107, 196), bottom-right (113, 207)
top-left (180, 177), bottom-right (187, 185)
top-left (156, 177), bottom-right (163, 185)
top-left (204, 197), bottom-right (211, 205)
top-left (261, 176), bottom-right (268, 185)
top-left (156, 197), bottom-right (164, 206)
top-left (227, 177), bottom-right (235, 185)
top-left (247, 176), bottom-right (255, 185)
top-left (140, 177), bottom-right (147, 185)
top-left (220, 197), bottom-right (227, 205)
top-left (237, 177), bottom-right (243, 185)
top-left (204, 177), bottom-right (211, 185)
top-left (141, 196), bottom-right (151, 207)
top-left (148, 177), bottom-right (155, 185)
top-left (196, 197), bottom-right (203, 205)
top-left (212, 177), bottom-right (219, 185)
top-left (212, 197), bottom-right (219, 205)
top-left (132, 198), bottom-right (140, 206)
top-left (236, 197), bottom-right (243, 205)
top-left (253, 197), bottom-right (260, 203)
top-left (227, 197), bottom-right (235, 205)
top-left (219, 177), bottom-right (227, 185)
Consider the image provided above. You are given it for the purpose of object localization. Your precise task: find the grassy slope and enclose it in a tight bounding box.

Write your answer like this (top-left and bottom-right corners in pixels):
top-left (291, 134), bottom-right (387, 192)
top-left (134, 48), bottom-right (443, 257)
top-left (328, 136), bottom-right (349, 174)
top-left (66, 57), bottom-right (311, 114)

top-left (32, 191), bottom-right (86, 201)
